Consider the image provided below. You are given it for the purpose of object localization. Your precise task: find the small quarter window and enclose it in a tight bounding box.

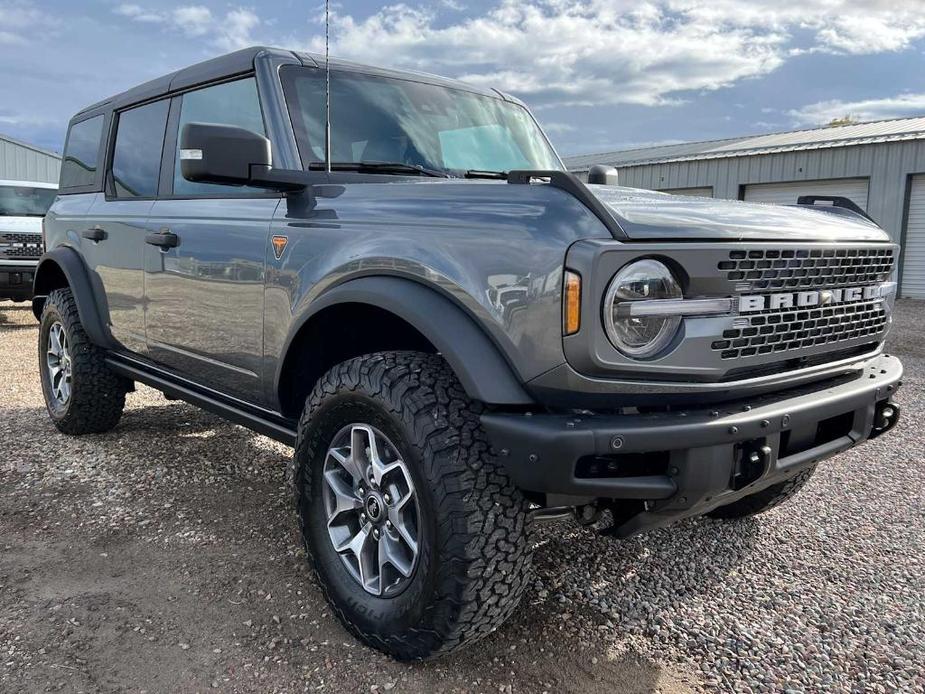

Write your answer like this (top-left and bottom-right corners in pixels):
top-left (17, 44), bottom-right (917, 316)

top-left (60, 115), bottom-right (104, 190)
top-left (111, 100), bottom-right (170, 198)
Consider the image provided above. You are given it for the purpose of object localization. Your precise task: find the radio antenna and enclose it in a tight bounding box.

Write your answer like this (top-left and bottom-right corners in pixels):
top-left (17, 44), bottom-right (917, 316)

top-left (324, 0), bottom-right (331, 173)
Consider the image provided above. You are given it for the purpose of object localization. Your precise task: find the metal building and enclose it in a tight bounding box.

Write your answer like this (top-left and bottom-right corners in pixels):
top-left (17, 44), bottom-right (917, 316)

top-left (563, 117), bottom-right (925, 298)
top-left (0, 133), bottom-right (61, 184)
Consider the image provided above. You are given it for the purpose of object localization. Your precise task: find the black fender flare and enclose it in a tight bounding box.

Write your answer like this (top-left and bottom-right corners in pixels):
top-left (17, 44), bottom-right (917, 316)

top-left (279, 276), bottom-right (534, 406)
top-left (32, 247), bottom-right (115, 349)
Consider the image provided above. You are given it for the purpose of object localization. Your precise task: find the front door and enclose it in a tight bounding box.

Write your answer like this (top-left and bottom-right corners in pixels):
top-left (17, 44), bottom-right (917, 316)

top-left (144, 198), bottom-right (279, 398)
top-left (143, 76), bottom-right (280, 400)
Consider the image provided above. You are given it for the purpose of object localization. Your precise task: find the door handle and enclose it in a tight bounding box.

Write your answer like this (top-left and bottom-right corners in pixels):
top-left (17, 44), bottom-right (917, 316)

top-left (81, 226), bottom-right (106, 242)
top-left (145, 228), bottom-right (179, 249)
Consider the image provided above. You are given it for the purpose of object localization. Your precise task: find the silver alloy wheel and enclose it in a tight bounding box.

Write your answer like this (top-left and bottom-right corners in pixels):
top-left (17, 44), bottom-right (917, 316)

top-left (46, 321), bottom-right (72, 406)
top-left (322, 423), bottom-right (420, 597)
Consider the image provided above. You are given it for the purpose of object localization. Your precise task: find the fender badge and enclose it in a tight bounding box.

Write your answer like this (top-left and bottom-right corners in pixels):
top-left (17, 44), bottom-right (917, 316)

top-left (271, 235), bottom-right (288, 260)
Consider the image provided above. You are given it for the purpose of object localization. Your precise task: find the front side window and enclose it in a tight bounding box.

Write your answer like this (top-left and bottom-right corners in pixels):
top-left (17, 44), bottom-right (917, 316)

top-left (173, 77), bottom-right (266, 196)
top-left (0, 186), bottom-right (56, 217)
top-left (111, 99), bottom-right (170, 198)
top-left (60, 115), bottom-right (104, 189)
top-left (281, 67), bottom-right (562, 176)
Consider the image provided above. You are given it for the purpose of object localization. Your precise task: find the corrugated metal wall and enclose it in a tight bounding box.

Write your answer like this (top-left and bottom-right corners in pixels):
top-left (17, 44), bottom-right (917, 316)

top-left (609, 140), bottom-right (925, 250)
top-left (0, 136), bottom-right (61, 184)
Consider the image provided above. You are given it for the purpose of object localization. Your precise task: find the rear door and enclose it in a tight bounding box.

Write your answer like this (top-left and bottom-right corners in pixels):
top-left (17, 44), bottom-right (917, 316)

top-left (82, 101), bottom-right (170, 354)
top-left (144, 77), bottom-right (280, 400)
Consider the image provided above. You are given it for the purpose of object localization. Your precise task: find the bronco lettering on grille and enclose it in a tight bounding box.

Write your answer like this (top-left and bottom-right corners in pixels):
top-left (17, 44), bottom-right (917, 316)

top-left (738, 285), bottom-right (884, 313)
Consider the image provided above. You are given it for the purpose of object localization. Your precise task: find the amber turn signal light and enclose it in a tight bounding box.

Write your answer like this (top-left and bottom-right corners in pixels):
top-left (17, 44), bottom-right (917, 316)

top-left (563, 270), bottom-right (581, 335)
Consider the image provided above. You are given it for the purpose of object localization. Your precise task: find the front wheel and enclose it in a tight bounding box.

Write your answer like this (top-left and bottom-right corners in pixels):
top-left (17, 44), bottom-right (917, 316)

top-left (291, 351), bottom-right (533, 660)
top-left (38, 287), bottom-right (129, 435)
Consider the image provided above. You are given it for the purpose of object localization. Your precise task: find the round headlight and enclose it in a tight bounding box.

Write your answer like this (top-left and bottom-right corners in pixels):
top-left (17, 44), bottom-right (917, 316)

top-left (603, 259), bottom-right (682, 358)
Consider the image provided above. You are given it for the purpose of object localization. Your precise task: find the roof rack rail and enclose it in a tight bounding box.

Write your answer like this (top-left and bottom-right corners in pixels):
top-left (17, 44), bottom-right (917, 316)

top-left (796, 195), bottom-right (875, 224)
top-left (507, 170), bottom-right (627, 239)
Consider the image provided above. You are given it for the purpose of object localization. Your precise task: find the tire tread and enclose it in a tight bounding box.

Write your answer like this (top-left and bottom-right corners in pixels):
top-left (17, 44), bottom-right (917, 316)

top-left (291, 351), bottom-right (533, 659)
top-left (40, 288), bottom-right (127, 435)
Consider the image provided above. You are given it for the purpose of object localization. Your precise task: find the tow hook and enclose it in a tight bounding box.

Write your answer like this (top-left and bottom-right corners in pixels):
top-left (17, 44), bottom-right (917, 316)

top-left (869, 402), bottom-right (900, 439)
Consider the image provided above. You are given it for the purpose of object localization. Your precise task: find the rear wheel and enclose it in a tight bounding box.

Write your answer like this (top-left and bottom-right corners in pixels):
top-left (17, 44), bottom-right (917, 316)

top-left (38, 287), bottom-right (129, 435)
top-left (291, 351), bottom-right (533, 659)
top-left (707, 465), bottom-right (817, 519)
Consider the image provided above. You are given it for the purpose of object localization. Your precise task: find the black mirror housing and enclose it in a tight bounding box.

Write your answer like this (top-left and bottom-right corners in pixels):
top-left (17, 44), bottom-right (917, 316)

top-left (180, 122), bottom-right (272, 186)
top-left (587, 164), bottom-right (618, 186)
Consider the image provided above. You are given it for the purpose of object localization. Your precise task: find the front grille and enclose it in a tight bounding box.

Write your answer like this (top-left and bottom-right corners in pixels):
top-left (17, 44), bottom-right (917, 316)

top-left (0, 232), bottom-right (43, 259)
top-left (712, 298), bottom-right (888, 360)
top-left (718, 247), bottom-right (894, 292)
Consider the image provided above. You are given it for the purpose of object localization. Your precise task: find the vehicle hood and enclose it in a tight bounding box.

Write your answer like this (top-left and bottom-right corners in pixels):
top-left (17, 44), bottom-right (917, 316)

top-left (586, 185), bottom-right (890, 242)
top-left (0, 215), bottom-right (43, 234)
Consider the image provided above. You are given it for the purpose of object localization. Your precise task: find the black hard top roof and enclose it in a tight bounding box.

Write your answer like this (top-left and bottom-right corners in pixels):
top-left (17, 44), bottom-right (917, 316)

top-left (72, 46), bottom-right (506, 122)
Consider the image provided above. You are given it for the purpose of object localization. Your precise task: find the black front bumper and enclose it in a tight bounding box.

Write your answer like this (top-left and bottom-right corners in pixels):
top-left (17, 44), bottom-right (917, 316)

top-left (0, 263), bottom-right (36, 300)
top-left (482, 353), bottom-right (902, 537)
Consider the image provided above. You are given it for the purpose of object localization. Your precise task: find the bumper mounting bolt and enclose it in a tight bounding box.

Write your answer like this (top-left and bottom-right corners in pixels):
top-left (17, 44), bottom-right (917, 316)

top-left (610, 436), bottom-right (624, 450)
top-left (528, 453), bottom-right (538, 463)
top-left (728, 426), bottom-right (738, 434)
top-left (760, 419), bottom-right (770, 428)
top-left (782, 414), bottom-right (791, 427)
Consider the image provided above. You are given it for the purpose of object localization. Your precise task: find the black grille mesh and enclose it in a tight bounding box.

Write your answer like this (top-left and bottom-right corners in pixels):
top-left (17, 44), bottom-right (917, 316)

top-left (712, 299), bottom-right (888, 360)
top-left (0, 232), bottom-right (43, 259)
top-left (718, 247), bottom-right (894, 292)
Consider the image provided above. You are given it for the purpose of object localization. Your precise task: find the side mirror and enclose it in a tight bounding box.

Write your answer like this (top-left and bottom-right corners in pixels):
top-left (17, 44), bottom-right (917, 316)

top-left (587, 164), bottom-right (618, 186)
top-left (179, 122), bottom-right (307, 192)
top-left (179, 122), bottom-right (272, 186)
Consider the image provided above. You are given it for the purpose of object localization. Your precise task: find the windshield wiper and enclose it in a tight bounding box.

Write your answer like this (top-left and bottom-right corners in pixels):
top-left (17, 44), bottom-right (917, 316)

top-left (309, 161), bottom-right (449, 178)
top-left (464, 170), bottom-right (508, 180)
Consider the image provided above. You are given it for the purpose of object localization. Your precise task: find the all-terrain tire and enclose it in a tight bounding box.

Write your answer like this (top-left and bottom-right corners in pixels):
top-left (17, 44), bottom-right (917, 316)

top-left (291, 351), bottom-right (533, 660)
top-left (707, 465), bottom-right (817, 520)
top-left (38, 287), bottom-right (129, 434)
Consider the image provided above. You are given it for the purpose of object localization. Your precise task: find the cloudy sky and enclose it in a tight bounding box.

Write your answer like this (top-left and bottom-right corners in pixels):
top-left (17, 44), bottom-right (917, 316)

top-left (2, 0), bottom-right (925, 157)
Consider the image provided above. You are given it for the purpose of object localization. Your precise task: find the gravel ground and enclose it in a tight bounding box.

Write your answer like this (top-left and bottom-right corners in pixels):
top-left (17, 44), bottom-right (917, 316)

top-left (2, 299), bottom-right (924, 693)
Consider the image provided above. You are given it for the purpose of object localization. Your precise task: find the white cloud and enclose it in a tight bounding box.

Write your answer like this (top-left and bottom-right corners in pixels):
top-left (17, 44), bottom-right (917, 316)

top-left (310, 2), bottom-right (787, 108)
top-left (0, 0), bottom-right (54, 43)
top-left (172, 5), bottom-right (213, 36)
top-left (542, 122), bottom-right (577, 134)
top-left (789, 93), bottom-right (925, 126)
top-left (216, 8), bottom-right (262, 51)
top-left (113, 3), bottom-right (260, 50)
top-left (109, 1), bottom-right (925, 112)
top-left (114, 3), bottom-right (163, 23)
top-left (301, 0), bottom-right (925, 110)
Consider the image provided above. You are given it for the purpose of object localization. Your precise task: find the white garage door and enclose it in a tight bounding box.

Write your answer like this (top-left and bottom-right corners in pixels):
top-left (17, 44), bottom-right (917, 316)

top-left (744, 178), bottom-right (869, 210)
top-left (659, 186), bottom-right (713, 197)
top-left (901, 175), bottom-right (925, 298)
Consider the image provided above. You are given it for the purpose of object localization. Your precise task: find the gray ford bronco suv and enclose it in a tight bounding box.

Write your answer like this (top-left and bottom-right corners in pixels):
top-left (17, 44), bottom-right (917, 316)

top-left (35, 47), bottom-right (902, 659)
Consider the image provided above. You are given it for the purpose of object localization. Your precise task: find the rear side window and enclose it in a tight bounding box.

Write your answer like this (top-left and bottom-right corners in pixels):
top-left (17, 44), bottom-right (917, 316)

top-left (111, 100), bottom-right (169, 198)
top-left (60, 115), bottom-right (104, 190)
top-left (173, 78), bottom-right (266, 196)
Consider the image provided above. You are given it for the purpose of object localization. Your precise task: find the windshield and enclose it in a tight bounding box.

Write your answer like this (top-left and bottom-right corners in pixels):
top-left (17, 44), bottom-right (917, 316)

top-left (0, 185), bottom-right (56, 217)
top-left (281, 66), bottom-right (562, 176)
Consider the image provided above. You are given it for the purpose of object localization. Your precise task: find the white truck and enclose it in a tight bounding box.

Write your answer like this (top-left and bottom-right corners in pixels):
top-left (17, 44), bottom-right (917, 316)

top-left (0, 179), bottom-right (57, 302)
